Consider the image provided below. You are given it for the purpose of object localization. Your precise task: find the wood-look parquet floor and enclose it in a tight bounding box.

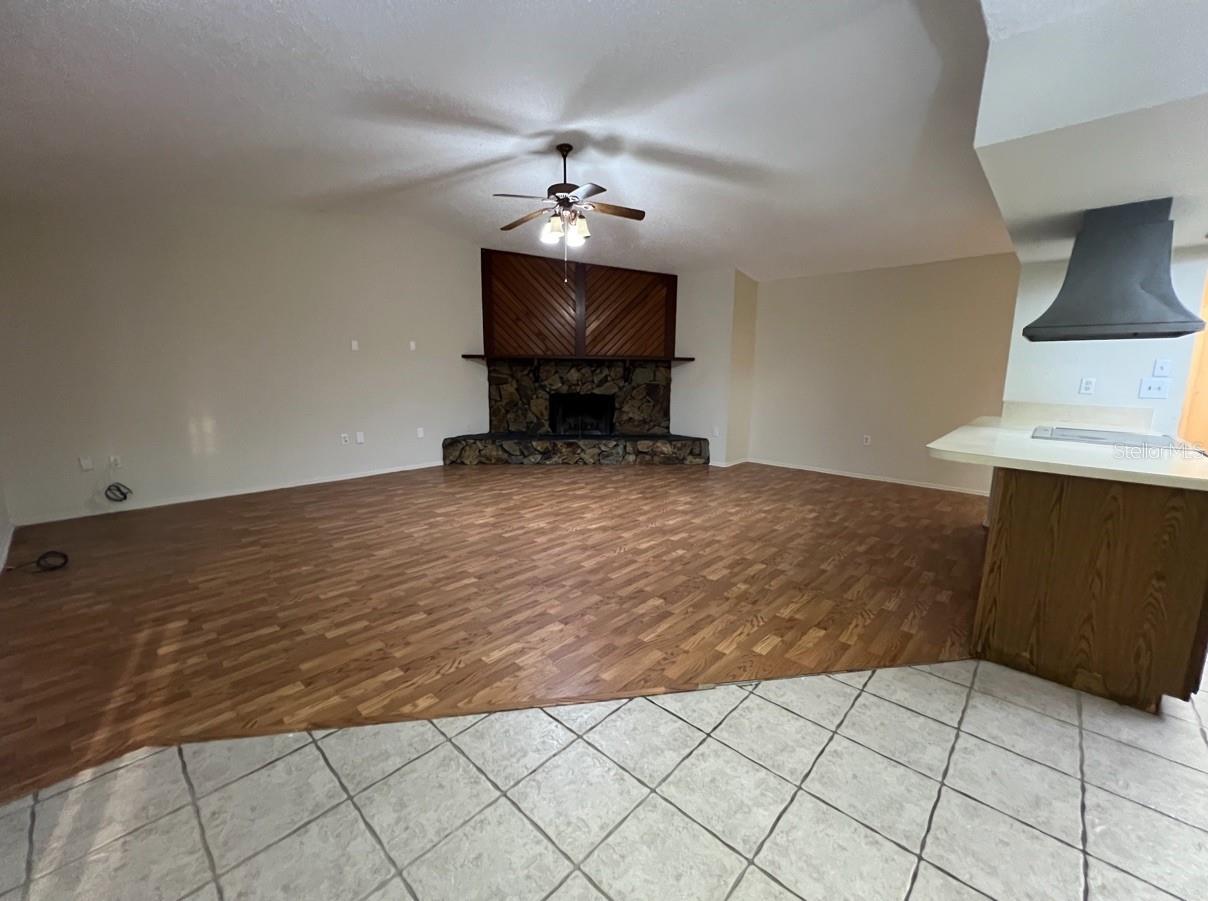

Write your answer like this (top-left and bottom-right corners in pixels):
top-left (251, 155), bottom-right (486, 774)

top-left (0, 463), bottom-right (987, 801)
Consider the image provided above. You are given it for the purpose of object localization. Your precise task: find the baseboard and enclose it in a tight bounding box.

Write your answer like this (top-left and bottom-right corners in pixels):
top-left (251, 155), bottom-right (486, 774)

top-left (742, 458), bottom-right (990, 496)
top-left (708, 458), bottom-right (749, 468)
top-left (0, 523), bottom-right (12, 570)
top-left (18, 460), bottom-right (446, 526)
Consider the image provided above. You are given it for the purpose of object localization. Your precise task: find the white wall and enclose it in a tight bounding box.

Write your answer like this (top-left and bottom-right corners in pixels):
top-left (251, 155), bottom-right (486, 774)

top-left (749, 253), bottom-right (1020, 493)
top-left (977, 0), bottom-right (1208, 148)
top-left (672, 268), bottom-right (738, 464)
top-left (0, 203), bottom-right (487, 524)
top-left (1002, 248), bottom-right (1208, 435)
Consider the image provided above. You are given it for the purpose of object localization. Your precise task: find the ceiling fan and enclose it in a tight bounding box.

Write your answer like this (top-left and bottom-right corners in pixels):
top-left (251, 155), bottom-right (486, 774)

top-left (494, 143), bottom-right (646, 248)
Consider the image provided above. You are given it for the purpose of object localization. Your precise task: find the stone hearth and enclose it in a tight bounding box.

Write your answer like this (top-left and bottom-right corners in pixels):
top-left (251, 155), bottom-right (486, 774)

top-left (443, 434), bottom-right (708, 465)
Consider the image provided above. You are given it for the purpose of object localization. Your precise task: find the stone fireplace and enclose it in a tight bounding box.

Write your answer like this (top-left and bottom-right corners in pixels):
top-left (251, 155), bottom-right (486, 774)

top-left (488, 360), bottom-right (670, 435)
top-left (443, 359), bottom-right (708, 465)
top-left (443, 249), bottom-right (708, 465)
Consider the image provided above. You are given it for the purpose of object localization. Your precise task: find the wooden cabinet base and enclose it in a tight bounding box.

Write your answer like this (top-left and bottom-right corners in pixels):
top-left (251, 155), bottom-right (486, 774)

top-left (974, 467), bottom-right (1208, 710)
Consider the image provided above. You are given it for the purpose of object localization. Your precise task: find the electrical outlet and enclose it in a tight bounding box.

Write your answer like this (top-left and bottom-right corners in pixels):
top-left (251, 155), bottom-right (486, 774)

top-left (108, 455), bottom-right (122, 469)
top-left (340, 432), bottom-right (351, 445)
top-left (78, 456), bottom-right (94, 472)
top-left (1153, 358), bottom-right (1173, 377)
top-left (862, 435), bottom-right (872, 446)
top-left (351, 339), bottom-right (359, 351)
top-left (416, 427), bottom-right (425, 439)
top-left (1078, 377), bottom-right (1096, 396)
top-left (1139, 377), bottom-right (1170, 400)
top-left (355, 431), bottom-right (365, 445)
top-left (409, 340), bottom-right (417, 352)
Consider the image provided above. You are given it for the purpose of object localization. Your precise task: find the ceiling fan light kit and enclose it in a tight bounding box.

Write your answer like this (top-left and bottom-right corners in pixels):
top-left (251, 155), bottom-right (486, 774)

top-left (494, 143), bottom-right (646, 251)
top-left (539, 215), bottom-right (563, 244)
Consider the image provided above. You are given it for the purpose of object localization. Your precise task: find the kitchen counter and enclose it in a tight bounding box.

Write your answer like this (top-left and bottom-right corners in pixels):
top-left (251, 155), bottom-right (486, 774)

top-left (928, 415), bottom-right (1208, 711)
top-left (928, 416), bottom-right (1208, 491)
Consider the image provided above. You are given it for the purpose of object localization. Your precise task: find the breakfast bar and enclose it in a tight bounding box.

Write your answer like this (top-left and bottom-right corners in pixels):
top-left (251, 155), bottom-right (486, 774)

top-left (930, 416), bottom-right (1208, 711)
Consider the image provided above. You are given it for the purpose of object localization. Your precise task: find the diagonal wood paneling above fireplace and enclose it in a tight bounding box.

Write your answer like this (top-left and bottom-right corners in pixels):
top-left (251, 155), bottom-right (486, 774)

top-left (477, 249), bottom-right (680, 360)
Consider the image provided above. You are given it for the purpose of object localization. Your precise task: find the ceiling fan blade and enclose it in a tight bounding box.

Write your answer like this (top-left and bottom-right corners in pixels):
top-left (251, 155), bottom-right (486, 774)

top-left (500, 208), bottom-right (549, 231)
top-left (493, 193), bottom-right (550, 200)
top-left (588, 201), bottom-right (646, 221)
top-left (573, 183), bottom-right (606, 201)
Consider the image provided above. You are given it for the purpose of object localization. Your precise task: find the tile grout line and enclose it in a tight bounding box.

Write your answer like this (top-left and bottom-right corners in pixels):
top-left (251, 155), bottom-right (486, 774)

top-left (563, 672), bottom-right (1109, 900)
top-left (401, 694), bottom-right (643, 892)
top-left (213, 795), bottom-right (348, 877)
top-left (1077, 693), bottom-right (1089, 901)
top-left (19, 801), bottom-right (35, 901)
top-left (176, 746), bottom-right (227, 901)
top-left (539, 684), bottom-right (764, 900)
top-left (907, 659), bottom-right (979, 899)
top-left (352, 875), bottom-right (402, 901)
top-left (18, 740), bottom-right (317, 890)
top-left (571, 692), bottom-right (742, 898)
top-left (802, 679), bottom-right (1208, 838)
top-left (190, 737), bottom-right (315, 801)
top-left (322, 726), bottom-right (450, 799)
top-left (56, 732), bottom-right (428, 899)
top-left (532, 697), bottom-right (677, 901)
top-left (30, 746), bottom-right (171, 803)
top-left (719, 672), bottom-right (871, 901)
top-left (571, 676), bottom-right (1192, 900)
top-left (263, 675), bottom-right (1101, 900)
top-left (25, 799), bottom-right (198, 883)
top-left (308, 733), bottom-right (421, 901)
top-left (440, 738), bottom-right (598, 899)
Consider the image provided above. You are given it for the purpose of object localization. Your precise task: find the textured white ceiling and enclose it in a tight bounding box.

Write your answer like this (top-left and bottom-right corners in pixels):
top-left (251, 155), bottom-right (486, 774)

top-left (0, 0), bottom-right (1011, 280)
top-left (976, 0), bottom-right (1208, 262)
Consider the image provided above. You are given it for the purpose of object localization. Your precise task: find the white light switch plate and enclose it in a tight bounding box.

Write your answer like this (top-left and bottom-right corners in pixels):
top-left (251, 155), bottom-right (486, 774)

top-left (1139, 377), bottom-right (1170, 399)
top-left (1078, 377), bottom-right (1096, 396)
top-left (1153, 358), bottom-right (1173, 377)
top-left (351, 339), bottom-right (359, 351)
top-left (355, 431), bottom-right (365, 445)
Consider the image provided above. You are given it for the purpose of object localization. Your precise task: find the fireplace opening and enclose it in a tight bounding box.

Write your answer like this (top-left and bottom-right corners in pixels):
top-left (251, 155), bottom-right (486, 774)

top-left (550, 393), bottom-right (615, 436)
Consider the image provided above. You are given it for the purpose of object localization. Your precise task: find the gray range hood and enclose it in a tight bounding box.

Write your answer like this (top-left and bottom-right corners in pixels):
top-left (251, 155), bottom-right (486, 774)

top-left (1022, 198), bottom-right (1205, 342)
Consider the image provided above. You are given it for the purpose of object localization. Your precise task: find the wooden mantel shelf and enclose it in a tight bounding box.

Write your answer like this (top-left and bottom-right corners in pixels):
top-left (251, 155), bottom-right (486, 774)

top-left (462, 353), bottom-right (695, 363)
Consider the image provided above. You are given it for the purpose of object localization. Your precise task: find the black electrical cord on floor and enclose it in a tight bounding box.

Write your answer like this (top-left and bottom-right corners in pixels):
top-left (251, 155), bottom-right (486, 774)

top-left (105, 482), bottom-right (132, 502)
top-left (5, 550), bottom-right (69, 573)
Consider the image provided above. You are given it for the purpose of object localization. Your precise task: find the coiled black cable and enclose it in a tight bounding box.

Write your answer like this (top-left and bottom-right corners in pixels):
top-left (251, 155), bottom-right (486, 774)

top-left (105, 482), bottom-right (133, 502)
top-left (5, 550), bottom-right (69, 573)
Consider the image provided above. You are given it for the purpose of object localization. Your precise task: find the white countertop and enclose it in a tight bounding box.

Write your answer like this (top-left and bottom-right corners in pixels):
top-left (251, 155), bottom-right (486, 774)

top-left (928, 417), bottom-right (1208, 491)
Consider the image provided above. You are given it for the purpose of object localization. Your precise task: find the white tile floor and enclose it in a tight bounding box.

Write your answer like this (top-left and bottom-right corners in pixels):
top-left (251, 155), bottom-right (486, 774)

top-left (3, 660), bottom-right (1207, 900)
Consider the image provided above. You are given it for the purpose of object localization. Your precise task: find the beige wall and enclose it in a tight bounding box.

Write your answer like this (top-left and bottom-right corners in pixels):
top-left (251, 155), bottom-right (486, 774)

top-left (749, 253), bottom-right (1020, 493)
top-left (0, 203), bottom-right (487, 523)
top-left (726, 271), bottom-right (757, 462)
top-left (1, 201), bottom-right (1026, 521)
